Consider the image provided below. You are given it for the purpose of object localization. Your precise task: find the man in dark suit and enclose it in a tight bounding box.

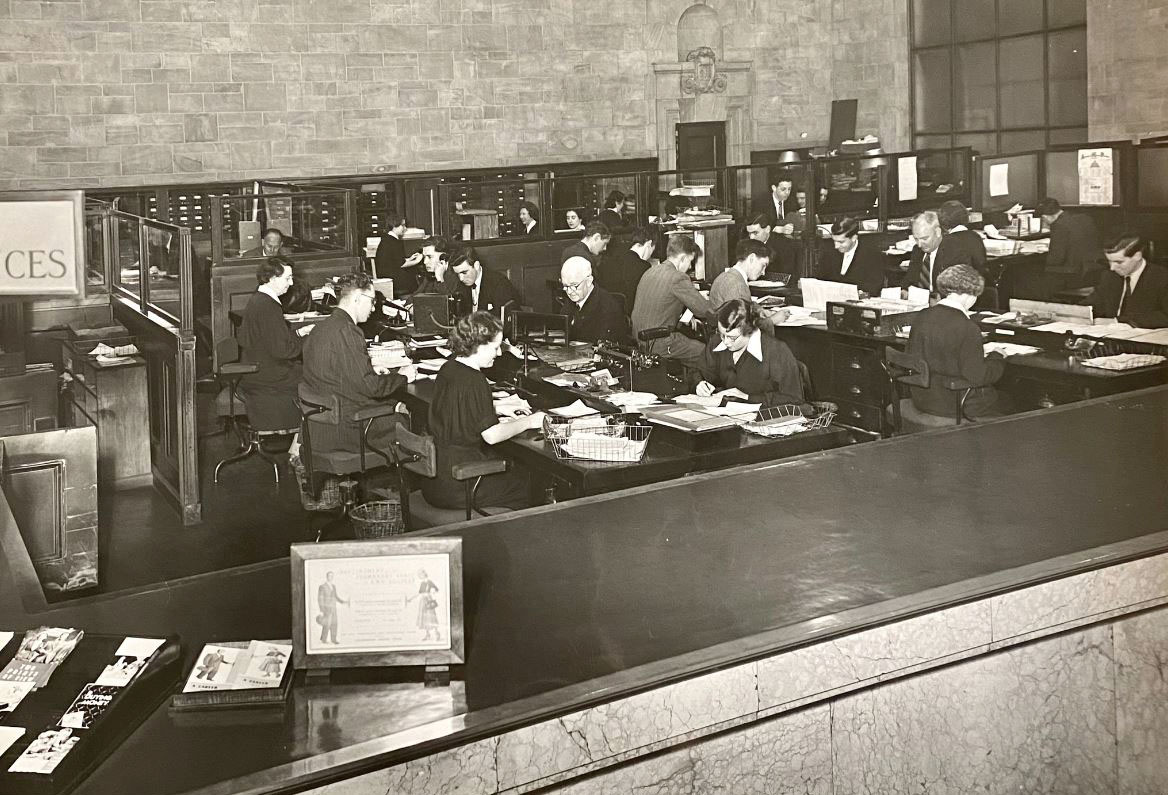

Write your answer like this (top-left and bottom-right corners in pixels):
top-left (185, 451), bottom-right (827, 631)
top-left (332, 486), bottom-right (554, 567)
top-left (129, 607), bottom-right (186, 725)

top-left (374, 215), bottom-right (422, 294)
top-left (1037, 197), bottom-right (1106, 298)
top-left (414, 236), bottom-right (460, 295)
top-left (1092, 234), bottom-right (1168, 328)
top-left (561, 256), bottom-right (629, 343)
top-left (817, 217), bottom-right (886, 296)
top-left (745, 212), bottom-right (798, 277)
top-left (561, 221), bottom-right (611, 266)
top-left (596, 226), bottom-right (655, 304)
top-left (755, 174), bottom-right (798, 231)
top-left (901, 211), bottom-right (946, 292)
top-left (449, 246), bottom-right (522, 317)
top-left (596, 190), bottom-right (626, 232)
top-left (300, 271), bottom-right (416, 456)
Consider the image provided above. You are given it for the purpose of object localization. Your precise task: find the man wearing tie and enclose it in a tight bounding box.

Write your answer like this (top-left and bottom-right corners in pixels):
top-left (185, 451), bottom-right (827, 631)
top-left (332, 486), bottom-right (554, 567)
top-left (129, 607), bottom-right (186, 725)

top-left (450, 247), bottom-right (522, 318)
top-left (1092, 233), bottom-right (1168, 328)
top-left (560, 256), bottom-right (629, 343)
top-left (901, 211), bottom-right (945, 293)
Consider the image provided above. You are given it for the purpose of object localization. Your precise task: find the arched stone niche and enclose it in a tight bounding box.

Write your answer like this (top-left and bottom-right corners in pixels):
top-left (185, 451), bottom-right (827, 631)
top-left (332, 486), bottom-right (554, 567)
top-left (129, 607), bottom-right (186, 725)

top-left (677, 3), bottom-right (722, 62)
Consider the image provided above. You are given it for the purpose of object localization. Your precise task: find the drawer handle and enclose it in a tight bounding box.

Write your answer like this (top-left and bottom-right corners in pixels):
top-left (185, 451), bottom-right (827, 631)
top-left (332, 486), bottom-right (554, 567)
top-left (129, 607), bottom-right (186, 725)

top-left (849, 385), bottom-right (862, 395)
top-left (847, 360), bottom-right (862, 369)
top-left (849, 409), bottom-right (861, 419)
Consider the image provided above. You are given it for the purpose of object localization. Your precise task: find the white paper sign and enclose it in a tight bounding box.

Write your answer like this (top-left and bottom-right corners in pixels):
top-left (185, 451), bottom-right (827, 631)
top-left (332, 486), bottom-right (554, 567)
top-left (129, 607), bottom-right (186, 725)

top-left (897, 156), bottom-right (919, 202)
top-left (989, 163), bottom-right (1010, 198)
top-left (1078, 148), bottom-right (1113, 206)
top-left (0, 196), bottom-right (83, 296)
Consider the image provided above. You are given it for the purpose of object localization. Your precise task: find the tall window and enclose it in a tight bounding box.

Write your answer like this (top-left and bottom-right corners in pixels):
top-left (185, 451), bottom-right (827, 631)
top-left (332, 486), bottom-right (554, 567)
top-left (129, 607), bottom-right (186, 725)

top-left (911, 0), bottom-right (1087, 155)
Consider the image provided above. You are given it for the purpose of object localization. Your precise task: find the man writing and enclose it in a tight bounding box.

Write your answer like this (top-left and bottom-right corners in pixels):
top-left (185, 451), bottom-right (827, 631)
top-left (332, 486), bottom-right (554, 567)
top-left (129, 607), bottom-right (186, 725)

top-left (709, 239), bottom-right (785, 332)
top-left (596, 226), bottom-right (655, 303)
top-left (301, 271), bottom-right (416, 457)
top-left (631, 235), bottom-right (713, 370)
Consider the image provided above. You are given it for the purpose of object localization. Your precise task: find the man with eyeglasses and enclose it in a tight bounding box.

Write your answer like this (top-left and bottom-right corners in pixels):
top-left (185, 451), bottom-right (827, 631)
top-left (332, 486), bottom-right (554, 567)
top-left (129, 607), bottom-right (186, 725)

top-left (301, 271), bottom-right (417, 457)
top-left (560, 256), bottom-right (629, 344)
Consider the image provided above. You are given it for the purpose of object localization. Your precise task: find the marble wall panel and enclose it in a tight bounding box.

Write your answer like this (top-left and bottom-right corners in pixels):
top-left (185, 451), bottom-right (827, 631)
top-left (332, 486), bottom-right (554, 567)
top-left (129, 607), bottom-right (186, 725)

top-left (832, 625), bottom-right (1118, 795)
top-left (1114, 607), bottom-right (1168, 795)
top-left (543, 704), bottom-right (833, 795)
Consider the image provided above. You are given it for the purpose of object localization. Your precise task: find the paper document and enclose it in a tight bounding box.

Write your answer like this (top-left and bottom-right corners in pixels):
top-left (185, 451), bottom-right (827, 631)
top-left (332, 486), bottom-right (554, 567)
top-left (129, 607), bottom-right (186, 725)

top-left (897, 156), bottom-right (918, 202)
top-left (493, 394), bottom-right (533, 419)
top-left (798, 278), bottom-right (858, 311)
top-left (1130, 329), bottom-right (1168, 345)
top-left (549, 400), bottom-right (600, 418)
top-left (1078, 148), bottom-right (1114, 206)
top-left (984, 342), bottom-right (1041, 357)
top-left (989, 163), bottom-right (1010, 197)
top-left (1080, 354), bottom-right (1166, 371)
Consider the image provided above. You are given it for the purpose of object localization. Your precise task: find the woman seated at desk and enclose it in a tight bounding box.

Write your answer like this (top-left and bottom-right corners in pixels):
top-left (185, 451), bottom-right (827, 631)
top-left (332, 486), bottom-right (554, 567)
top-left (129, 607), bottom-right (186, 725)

top-left (237, 256), bottom-right (311, 429)
top-left (695, 299), bottom-right (804, 408)
top-left (906, 264), bottom-right (1007, 419)
top-left (425, 312), bottom-right (546, 511)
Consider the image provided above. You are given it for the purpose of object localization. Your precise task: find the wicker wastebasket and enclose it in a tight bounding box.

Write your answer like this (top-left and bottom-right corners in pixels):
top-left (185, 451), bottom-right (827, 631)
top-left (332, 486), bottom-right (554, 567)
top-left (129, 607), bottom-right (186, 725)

top-left (349, 499), bottom-right (405, 538)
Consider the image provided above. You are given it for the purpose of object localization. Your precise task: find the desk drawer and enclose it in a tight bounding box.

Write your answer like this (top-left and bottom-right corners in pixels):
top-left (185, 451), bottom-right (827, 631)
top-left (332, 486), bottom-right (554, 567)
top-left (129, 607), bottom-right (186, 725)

top-left (834, 400), bottom-right (884, 433)
top-left (830, 345), bottom-right (886, 401)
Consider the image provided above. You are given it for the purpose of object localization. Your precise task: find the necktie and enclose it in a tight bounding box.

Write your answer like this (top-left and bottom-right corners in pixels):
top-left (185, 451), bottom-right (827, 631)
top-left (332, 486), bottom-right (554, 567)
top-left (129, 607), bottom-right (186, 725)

top-left (777, 200), bottom-right (784, 221)
top-left (1118, 276), bottom-right (1131, 316)
top-left (918, 250), bottom-right (934, 290)
top-left (472, 284), bottom-right (480, 310)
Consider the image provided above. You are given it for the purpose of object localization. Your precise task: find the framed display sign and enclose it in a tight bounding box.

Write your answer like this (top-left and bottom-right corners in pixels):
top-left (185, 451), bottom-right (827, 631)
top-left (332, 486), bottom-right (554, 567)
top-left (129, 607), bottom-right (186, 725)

top-left (0, 190), bottom-right (86, 297)
top-left (290, 538), bottom-right (464, 670)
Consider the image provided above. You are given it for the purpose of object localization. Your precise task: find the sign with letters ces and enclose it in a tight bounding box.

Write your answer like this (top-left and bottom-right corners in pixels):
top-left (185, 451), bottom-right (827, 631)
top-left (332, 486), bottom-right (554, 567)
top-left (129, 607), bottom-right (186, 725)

top-left (0, 190), bottom-right (86, 297)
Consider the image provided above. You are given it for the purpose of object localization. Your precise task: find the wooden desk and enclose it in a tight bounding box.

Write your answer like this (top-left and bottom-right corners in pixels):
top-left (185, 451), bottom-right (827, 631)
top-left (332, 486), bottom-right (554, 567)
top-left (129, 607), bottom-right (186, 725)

top-left (402, 362), bottom-right (852, 501)
top-left (456, 208), bottom-right (499, 241)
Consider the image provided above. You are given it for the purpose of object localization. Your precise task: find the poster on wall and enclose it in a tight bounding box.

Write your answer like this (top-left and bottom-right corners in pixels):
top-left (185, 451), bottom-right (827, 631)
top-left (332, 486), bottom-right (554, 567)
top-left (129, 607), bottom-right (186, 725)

top-left (0, 190), bottom-right (85, 297)
top-left (290, 538), bottom-right (464, 670)
top-left (1078, 149), bottom-right (1114, 206)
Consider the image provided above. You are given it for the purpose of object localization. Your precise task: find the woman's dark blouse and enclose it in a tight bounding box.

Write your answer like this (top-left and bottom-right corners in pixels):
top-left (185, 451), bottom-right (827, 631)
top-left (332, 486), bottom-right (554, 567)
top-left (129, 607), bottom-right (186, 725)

top-left (424, 360), bottom-right (499, 503)
top-left (906, 302), bottom-right (1003, 417)
top-left (699, 332), bottom-right (804, 408)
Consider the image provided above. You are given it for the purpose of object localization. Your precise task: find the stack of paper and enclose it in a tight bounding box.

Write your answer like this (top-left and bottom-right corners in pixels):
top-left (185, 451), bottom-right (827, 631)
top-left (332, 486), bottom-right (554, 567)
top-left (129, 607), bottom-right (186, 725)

top-left (774, 306), bottom-right (826, 327)
top-left (1080, 353), bottom-right (1166, 371)
top-left (799, 278), bottom-right (859, 311)
top-left (368, 342), bottom-right (412, 370)
top-left (983, 342), bottom-right (1042, 357)
top-left (493, 394), bottom-right (533, 419)
top-left (549, 400), bottom-right (600, 418)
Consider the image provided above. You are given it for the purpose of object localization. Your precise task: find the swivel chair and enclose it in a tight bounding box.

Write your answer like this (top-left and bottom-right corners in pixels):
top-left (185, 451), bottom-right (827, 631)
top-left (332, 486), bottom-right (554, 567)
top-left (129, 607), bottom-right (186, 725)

top-left (882, 348), bottom-right (975, 434)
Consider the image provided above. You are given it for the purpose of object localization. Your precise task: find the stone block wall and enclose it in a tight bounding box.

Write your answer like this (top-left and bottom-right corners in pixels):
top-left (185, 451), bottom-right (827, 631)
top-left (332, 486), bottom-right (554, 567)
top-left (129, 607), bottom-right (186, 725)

top-left (1087, 0), bottom-right (1168, 141)
top-left (0, 0), bottom-right (909, 189)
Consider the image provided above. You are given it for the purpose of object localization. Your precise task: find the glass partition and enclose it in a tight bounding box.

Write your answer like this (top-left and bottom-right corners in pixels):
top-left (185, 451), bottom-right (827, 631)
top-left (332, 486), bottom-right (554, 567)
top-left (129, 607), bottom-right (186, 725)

top-left (549, 172), bottom-right (639, 233)
top-left (212, 188), bottom-right (355, 261)
top-left (887, 148), bottom-right (973, 218)
top-left (110, 211), bottom-right (194, 328)
top-left (813, 155), bottom-right (884, 225)
top-left (83, 202), bottom-right (112, 297)
top-left (436, 176), bottom-right (543, 242)
top-left (1137, 145), bottom-right (1168, 209)
top-left (973, 151), bottom-right (1040, 211)
top-left (1043, 145), bottom-right (1124, 209)
top-left (111, 213), bottom-right (144, 307)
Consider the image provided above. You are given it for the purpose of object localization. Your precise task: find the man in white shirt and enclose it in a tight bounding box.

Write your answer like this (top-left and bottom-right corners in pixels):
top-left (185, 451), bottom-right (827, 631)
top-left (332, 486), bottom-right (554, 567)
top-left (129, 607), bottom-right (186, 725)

top-left (902, 211), bottom-right (944, 292)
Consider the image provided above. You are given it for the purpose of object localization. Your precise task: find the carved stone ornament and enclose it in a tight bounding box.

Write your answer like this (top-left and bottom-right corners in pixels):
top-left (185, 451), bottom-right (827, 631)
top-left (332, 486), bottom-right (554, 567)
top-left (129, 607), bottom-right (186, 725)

top-left (682, 46), bottom-right (727, 95)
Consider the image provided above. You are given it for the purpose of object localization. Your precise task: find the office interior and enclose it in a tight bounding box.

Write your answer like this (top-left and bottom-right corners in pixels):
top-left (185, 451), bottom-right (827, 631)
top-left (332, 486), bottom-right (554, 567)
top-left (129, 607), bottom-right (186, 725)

top-left (1, 0), bottom-right (1168, 792)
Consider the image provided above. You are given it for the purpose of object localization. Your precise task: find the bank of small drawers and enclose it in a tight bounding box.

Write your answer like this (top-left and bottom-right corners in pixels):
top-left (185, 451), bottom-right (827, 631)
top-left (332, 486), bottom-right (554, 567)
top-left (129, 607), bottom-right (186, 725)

top-left (829, 343), bottom-right (887, 433)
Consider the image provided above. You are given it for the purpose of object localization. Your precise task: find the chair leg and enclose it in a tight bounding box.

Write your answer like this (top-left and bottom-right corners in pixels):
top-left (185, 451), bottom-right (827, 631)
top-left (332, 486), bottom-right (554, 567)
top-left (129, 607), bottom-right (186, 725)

top-left (255, 443), bottom-right (283, 484)
top-left (213, 439), bottom-right (260, 483)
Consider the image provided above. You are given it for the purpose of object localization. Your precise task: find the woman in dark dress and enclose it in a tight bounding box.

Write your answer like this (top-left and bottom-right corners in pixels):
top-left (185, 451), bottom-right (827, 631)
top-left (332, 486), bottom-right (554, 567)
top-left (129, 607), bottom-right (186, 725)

top-left (236, 257), bottom-right (308, 429)
top-left (695, 299), bottom-right (805, 408)
top-left (906, 264), bottom-right (1006, 419)
top-left (423, 312), bottom-right (545, 510)
top-left (518, 201), bottom-right (539, 236)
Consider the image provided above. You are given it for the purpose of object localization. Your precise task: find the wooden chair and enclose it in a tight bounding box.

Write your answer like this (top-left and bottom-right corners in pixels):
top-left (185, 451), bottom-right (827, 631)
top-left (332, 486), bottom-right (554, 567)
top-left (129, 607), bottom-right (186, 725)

top-left (882, 348), bottom-right (975, 434)
top-left (388, 426), bottom-right (514, 530)
top-left (295, 384), bottom-right (399, 541)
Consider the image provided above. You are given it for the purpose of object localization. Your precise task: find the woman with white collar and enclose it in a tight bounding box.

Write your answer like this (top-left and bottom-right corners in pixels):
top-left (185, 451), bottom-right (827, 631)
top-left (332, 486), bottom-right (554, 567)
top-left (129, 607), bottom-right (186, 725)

top-left (906, 264), bottom-right (1006, 419)
top-left (694, 299), bottom-right (804, 408)
top-left (518, 201), bottom-right (539, 236)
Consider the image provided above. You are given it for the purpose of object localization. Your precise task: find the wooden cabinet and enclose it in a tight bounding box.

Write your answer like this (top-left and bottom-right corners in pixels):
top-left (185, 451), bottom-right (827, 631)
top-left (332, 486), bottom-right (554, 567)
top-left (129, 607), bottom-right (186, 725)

top-left (62, 340), bottom-right (151, 489)
top-left (0, 368), bottom-right (58, 437)
top-left (777, 327), bottom-right (892, 436)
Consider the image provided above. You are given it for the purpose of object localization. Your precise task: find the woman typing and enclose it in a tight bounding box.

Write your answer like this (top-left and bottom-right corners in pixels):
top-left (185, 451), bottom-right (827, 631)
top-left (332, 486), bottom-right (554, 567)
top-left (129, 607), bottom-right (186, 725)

top-left (695, 299), bottom-right (804, 408)
top-left (424, 312), bottom-right (545, 511)
top-left (906, 264), bottom-right (1006, 419)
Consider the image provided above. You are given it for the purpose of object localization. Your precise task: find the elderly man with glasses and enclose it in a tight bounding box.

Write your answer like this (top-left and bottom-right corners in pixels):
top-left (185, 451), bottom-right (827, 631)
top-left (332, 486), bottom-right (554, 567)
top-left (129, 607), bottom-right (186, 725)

top-left (560, 256), bottom-right (629, 344)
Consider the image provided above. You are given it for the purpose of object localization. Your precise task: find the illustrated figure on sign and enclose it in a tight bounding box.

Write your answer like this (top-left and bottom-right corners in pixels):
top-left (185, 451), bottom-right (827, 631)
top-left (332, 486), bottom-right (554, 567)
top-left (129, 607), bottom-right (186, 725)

top-left (406, 569), bottom-right (441, 641)
top-left (195, 649), bottom-right (225, 680)
top-left (259, 648), bottom-right (287, 678)
top-left (317, 571), bottom-right (349, 645)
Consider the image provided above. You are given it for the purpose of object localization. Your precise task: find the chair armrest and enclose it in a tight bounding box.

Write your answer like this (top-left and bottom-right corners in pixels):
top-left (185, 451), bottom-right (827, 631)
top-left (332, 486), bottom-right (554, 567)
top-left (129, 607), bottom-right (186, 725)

top-left (220, 363), bottom-right (259, 376)
top-left (452, 459), bottom-right (507, 480)
top-left (936, 375), bottom-right (973, 390)
top-left (350, 403), bottom-right (399, 423)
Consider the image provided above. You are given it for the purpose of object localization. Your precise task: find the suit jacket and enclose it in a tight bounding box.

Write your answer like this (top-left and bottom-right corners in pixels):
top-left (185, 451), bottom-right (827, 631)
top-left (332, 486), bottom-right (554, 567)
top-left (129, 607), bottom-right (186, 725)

top-left (597, 209), bottom-right (624, 232)
top-left (560, 239), bottom-right (598, 266)
top-left (760, 232), bottom-right (800, 276)
top-left (708, 267), bottom-right (774, 333)
top-left (457, 267), bottom-right (522, 316)
top-left (301, 309), bottom-right (407, 454)
top-left (901, 233), bottom-right (986, 291)
top-left (1092, 263), bottom-right (1168, 328)
top-left (414, 269), bottom-right (460, 297)
top-left (1046, 212), bottom-right (1105, 278)
top-left (816, 238), bottom-right (887, 296)
top-left (565, 285), bottom-right (629, 343)
top-left (753, 196), bottom-right (797, 228)
top-left (631, 262), bottom-right (714, 336)
top-left (374, 234), bottom-right (419, 295)
top-left (596, 246), bottom-right (651, 304)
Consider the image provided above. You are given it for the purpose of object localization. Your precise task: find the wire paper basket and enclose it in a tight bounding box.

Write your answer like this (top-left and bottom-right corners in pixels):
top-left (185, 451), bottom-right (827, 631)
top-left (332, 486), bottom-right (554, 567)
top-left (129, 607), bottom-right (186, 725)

top-left (542, 415), bottom-right (652, 462)
top-left (739, 404), bottom-right (836, 438)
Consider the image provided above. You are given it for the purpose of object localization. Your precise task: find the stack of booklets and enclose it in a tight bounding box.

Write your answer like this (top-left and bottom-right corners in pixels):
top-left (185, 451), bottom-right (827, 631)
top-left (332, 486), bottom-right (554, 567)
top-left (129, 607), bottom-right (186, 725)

top-left (172, 640), bottom-right (293, 710)
top-left (0, 627), bottom-right (84, 712)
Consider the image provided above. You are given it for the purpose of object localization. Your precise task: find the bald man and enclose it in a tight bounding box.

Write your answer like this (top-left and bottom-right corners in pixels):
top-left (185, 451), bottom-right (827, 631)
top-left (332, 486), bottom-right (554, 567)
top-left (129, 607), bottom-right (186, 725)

top-left (560, 256), bottom-right (629, 343)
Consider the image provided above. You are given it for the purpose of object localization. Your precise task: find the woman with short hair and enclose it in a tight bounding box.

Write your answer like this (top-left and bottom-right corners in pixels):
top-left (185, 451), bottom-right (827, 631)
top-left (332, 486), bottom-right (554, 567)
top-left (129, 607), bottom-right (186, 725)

top-left (518, 201), bottom-right (539, 236)
top-left (695, 299), bottom-right (804, 408)
top-left (425, 312), bottom-right (545, 510)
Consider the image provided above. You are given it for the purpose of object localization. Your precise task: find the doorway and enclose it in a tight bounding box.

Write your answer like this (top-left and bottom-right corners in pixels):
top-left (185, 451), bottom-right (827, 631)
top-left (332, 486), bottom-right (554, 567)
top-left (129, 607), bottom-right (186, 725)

top-left (675, 121), bottom-right (726, 182)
